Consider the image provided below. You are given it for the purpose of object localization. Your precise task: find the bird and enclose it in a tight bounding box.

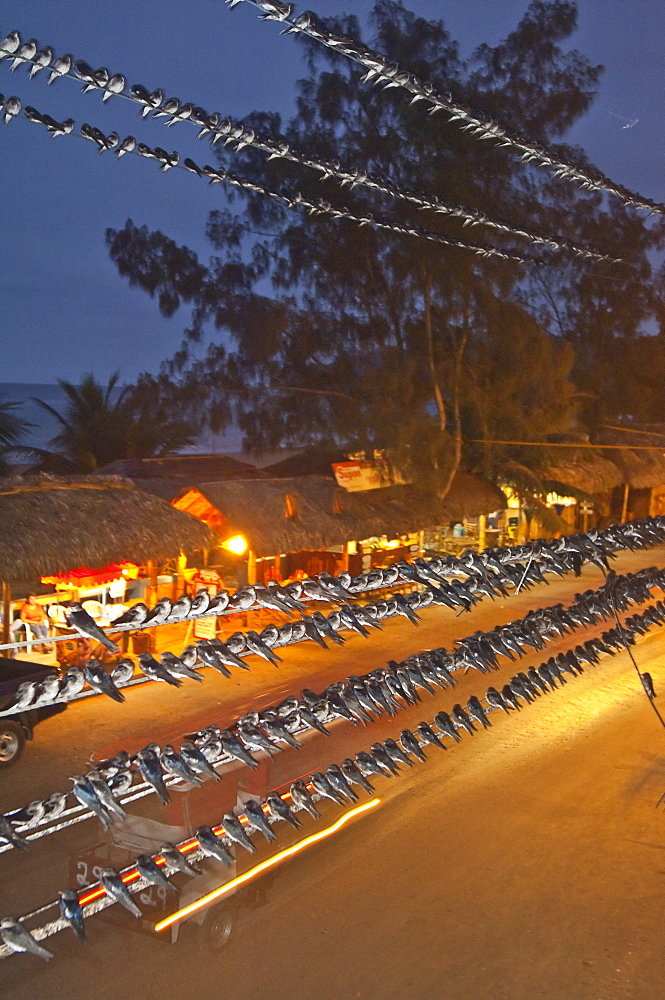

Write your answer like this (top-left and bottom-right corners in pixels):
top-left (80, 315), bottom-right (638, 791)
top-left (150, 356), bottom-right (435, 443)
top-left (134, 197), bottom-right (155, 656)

top-left (341, 758), bottom-right (375, 794)
top-left (84, 661), bottom-right (125, 703)
top-left (110, 658), bottom-right (134, 688)
top-left (219, 729), bottom-right (260, 769)
top-left (641, 672), bottom-right (657, 699)
top-left (356, 750), bottom-right (392, 778)
top-left (326, 764), bottom-right (358, 801)
top-left (399, 729), bottom-right (426, 762)
top-left (9, 39), bottom-right (37, 72)
top-left (0, 917), bottom-right (53, 961)
top-left (160, 843), bottom-right (201, 877)
top-left (189, 588), bottom-right (211, 616)
top-left (244, 630), bottom-right (282, 665)
top-left (70, 775), bottom-right (114, 828)
top-left (310, 771), bottom-right (346, 805)
top-left (290, 779), bottom-right (321, 819)
top-left (101, 868), bottom-right (141, 917)
top-left (86, 772), bottom-right (126, 824)
top-left (370, 743), bottom-right (402, 774)
top-left (136, 854), bottom-right (178, 894)
top-left (0, 32), bottom-right (21, 60)
top-left (161, 651), bottom-right (202, 683)
top-left (3, 96), bottom-right (21, 124)
top-left (265, 792), bottom-right (301, 828)
top-left (58, 889), bottom-right (86, 943)
top-left (180, 741), bottom-right (221, 781)
top-left (160, 746), bottom-right (204, 786)
top-left (28, 46), bottom-right (53, 78)
top-left (12, 681), bottom-right (37, 710)
top-left (66, 603), bottom-right (119, 653)
top-left (136, 748), bottom-right (170, 805)
top-left (196, 825), bottom-right (234, 867)
top-left (143, 597), bottom-right (172, 626)
top-left (0, 816), bottom-right (28, 851)
top-left (103, 73), bottom-right (126, 101)
top-left (383, 738), bottom-right (415, 769)
top-left (416, 722), bottom-right (446, 751)
top-left (467, 695), bottom-right (491, 729)
top-left (242, 799), bottom-right (276, 842)
top-left (260, 713), bottom-right (301, 749)
top-left (47, 53), bottom-right (72, 83)
top-left (137, 653), bottom-right (182, 688)
top-left (111, 603), bottom-right (147, 626)
top-left (237, 722), bottom-right (280, 758)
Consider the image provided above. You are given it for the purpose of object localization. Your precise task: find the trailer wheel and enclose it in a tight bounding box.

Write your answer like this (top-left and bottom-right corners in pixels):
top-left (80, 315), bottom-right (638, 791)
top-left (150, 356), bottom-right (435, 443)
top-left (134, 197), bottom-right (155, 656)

top-left (199, 903), bottom-right (233, 952)
top-left (0, 721), bottom-right (26, 767)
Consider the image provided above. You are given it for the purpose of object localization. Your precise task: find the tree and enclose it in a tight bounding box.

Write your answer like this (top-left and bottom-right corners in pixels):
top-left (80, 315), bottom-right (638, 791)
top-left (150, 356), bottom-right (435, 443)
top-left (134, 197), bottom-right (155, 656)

top-left (0, 399), bottom-right (31, 476)
top-left (31, 373), bottom-right (198, 473)
top-left (106, 1), bottom-right (664, 495)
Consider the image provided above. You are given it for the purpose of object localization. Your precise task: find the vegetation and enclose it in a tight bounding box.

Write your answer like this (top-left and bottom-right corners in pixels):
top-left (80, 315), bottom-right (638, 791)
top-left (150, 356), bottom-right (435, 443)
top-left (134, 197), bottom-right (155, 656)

top-left (105, 0), bottom-right (665, 496)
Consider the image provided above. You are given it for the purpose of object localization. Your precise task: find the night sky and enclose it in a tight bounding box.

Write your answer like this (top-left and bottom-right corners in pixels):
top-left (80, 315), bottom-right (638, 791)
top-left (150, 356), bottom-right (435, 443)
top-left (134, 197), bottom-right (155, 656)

top-left (1, 0), bottom-right (663, 384)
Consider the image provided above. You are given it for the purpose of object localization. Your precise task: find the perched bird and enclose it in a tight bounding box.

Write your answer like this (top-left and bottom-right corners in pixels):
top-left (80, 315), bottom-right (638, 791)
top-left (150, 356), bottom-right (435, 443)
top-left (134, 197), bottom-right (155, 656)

top-left (260, 712), bottom-right (301, 749)
top-left (433, 711), bottom-right (462, 743)
top-left (0, 917), bottom-right (53, 961)
top-left (3, 96), bottom-right (21, 124)
top-left (137, 653), bottom-right (182, 688)
top-left (244, 630), bottom-right (282, 665)
top-left (340, 758), bottom-right (375, 794)
top-left (383, 738), bottom-right (415, 769)
top-left (290, 779), bottom-right (320, 819)
top-left (237, 722), bottom-right (280, 758)
top-left (84, 660), bottom-right (125, 703)
top-left (42, 792), bottom-right (68, 820)
top-left (70, 775), bottom-right (113, 828)
top-left (12, 681), bottom-right (37, 710)
top-left (101, 868), bottom-right (141, 918)
top-left (265, 791), bottom-right (301, 828)
top-left (161, 651), bottom-right (202, 683)
top-left (58, 889), bottom-right (86, 943)
top-left (160, 746), bottom-right (203, 786)
top-left (310, 771), bottom-right (346, 805)
top-left (219, 730), bottom-right (259, 769)
top-left (9, 39), bottom-right (37, 72)
top-left (180, 741), bottom-right (221, 781)
top-left (370, 743), bottom-right (402, 774)
top-left (399, 728), bottom-right (426, 762)
top-left (86, 772), bottom-right (126, 824)
top-left (136, 854), bottom-right (178, 894)
top-left (136, 748), bottom-right (170, 805)
top-left (326, 764), bottom-right (358, 801)
top-left (48, 53), bottom-right (72, 83)
top-left (110, 658), bottom-right (134, 688)
top-left (0, 32), bottom-right (21, 60)
top-left (485, 687), bottom-right (511, 714)
top-left (160, 843), bottom-right (201, 877)
top-left (468, 695), bottom-right (491, 729)
top-left (28, 47), bottom-right (53, 78)
top-left (111, 603), bottom-right (148, 626)
top-left (416, 722), bottom-right (446, 751)
top-left (0, 816), bottom-right (28, 851)
top-left (66, 604), bottom-right (119, 653)
top-left (356, 750), bottom-right (392, 778)
top-left (196, 825), bottom-right (234, 867)
top-left (103, 73), bottom-right (126, 101)
top-left (189, 588), bottom-right (211, 616)
top-left (641, 672), bottom-right (657, 699)
top-left (242, 799), bottom-right (276, 842)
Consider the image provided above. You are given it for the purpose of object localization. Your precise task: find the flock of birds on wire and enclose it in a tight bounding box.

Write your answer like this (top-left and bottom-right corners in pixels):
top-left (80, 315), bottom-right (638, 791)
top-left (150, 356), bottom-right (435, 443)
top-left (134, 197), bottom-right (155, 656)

top-left (1, 562), bottom-right (663, 960)
top-left (5, 518), bottom-right (665, 718)
top-left (1, 562), bottom-right (661, 853)
top-left (0, 29), bottom-right (618, 265)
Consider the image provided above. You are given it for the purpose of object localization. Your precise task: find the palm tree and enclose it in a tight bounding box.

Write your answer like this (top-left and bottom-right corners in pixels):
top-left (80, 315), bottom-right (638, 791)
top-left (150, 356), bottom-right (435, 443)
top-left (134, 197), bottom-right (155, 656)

top-left (0, 399), bottom-right (30, 475)
top-left (31, 373), bottom-right (199, 473)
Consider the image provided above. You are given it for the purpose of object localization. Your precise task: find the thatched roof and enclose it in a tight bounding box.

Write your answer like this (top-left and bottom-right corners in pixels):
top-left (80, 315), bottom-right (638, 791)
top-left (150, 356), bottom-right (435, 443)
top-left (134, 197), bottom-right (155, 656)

top-left (605, 447), bottom-right (665, 489)
top-left (545, 455), bottom-right (623, 495)
top-left (174, 473), bottom-right (506, 557)
top-left (0, 475), bottom-right (216, 585)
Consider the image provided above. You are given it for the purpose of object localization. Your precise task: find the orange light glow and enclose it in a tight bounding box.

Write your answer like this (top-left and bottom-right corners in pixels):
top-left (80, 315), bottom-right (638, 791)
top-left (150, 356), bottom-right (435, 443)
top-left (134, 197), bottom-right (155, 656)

top-left (221, 534), bottom-right (249, 556)
top-left (154, 798), bottom-right (381, 932)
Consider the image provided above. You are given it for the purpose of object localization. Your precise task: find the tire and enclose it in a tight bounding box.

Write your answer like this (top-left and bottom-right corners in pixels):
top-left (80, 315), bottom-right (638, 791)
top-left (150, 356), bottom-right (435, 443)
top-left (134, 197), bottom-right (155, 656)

top-left (199, 904), bottom-right (233, 952)
top-left (0, 721), bottom-right (26, 767)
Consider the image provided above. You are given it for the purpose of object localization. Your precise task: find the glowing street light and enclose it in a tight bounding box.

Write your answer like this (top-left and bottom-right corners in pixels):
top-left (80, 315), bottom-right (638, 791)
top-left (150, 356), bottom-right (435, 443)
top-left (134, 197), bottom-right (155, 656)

top-left (221, 534), bottom-right (248, 556)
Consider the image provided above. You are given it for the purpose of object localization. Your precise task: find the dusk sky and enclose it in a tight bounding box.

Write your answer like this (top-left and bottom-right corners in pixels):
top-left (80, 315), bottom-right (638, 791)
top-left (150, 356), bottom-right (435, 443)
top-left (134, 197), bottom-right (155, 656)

top-left (1, 0), bottom-right (663, 385)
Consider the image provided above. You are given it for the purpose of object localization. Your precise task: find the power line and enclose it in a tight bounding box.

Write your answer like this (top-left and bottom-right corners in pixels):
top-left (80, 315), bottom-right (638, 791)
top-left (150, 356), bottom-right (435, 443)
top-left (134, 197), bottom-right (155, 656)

top-left (226, 0), bottom-right (665, 218)
top-left (0, 31), bottom-right (619, 265)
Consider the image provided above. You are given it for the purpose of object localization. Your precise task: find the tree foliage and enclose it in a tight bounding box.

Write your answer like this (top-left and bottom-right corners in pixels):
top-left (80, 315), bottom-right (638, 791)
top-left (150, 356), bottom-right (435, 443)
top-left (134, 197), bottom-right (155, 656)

top-left (31, 373), bottom-right (198, 473)
top-left (106, 0), bottom-right (665, 495)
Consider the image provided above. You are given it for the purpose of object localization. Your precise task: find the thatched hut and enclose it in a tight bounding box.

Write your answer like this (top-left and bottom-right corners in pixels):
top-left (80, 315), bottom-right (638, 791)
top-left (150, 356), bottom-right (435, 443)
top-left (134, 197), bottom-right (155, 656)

top-left (0, 475), bottom-right (216, 649)
top-left (171, 473), bottom-right (505, 581)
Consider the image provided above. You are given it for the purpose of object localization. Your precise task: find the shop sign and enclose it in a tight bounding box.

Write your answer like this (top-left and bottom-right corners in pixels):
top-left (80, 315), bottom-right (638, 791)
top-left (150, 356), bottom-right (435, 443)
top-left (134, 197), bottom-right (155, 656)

top-left (332, 461), bottom-right (390, 492)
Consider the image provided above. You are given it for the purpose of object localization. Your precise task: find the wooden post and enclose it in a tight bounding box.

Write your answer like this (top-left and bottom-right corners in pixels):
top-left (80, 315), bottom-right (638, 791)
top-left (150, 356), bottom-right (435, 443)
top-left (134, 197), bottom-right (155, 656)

top-left (146, 558), bottom-right (158, 605)
top-left (247, 549), bottom-right (257, 586)
top-left (477, 514), bottom-right (487, 552)
top-left (177, 552), bottom-right (187, 595)
top-left (2, 581), bottom-right (10, 658)
top-left (620, 483), bottom-right (630, 523)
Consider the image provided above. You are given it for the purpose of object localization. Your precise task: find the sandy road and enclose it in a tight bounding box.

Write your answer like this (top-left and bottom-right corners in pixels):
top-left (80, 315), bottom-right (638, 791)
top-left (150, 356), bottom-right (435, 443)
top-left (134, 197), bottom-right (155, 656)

top-left (2, 544), bottom-right (665, 998)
